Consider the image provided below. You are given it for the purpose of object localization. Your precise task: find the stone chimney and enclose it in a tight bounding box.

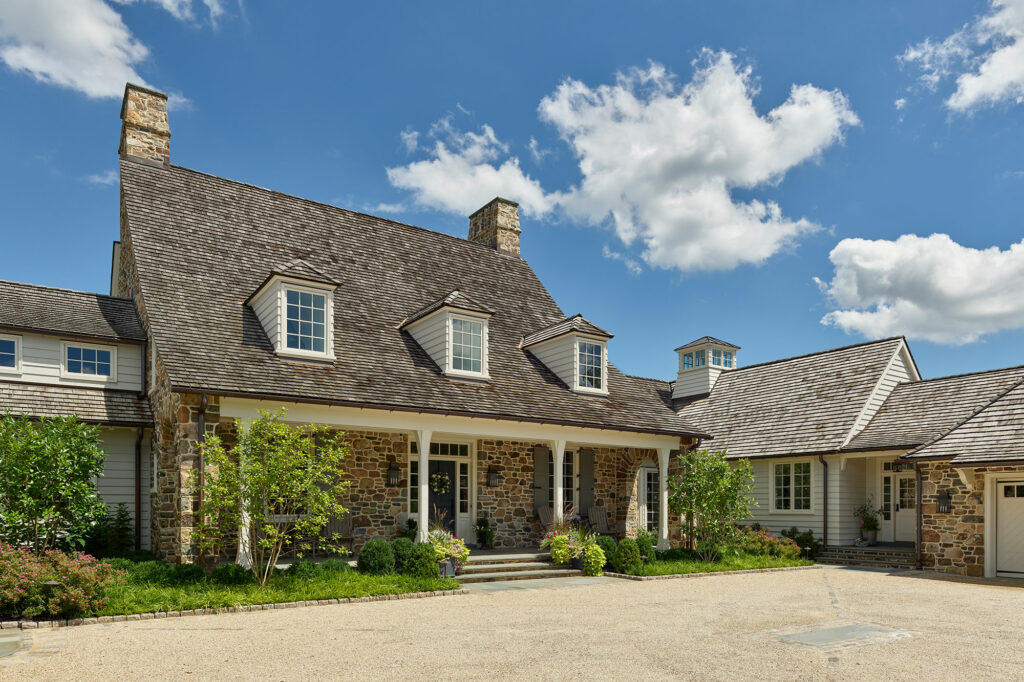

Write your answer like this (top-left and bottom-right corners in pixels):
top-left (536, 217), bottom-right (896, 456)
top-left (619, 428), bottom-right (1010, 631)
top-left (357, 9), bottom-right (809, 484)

top-left (119, 83), bottom-right (171, 166)
top-left (468, 198), bottom-right (521, 257)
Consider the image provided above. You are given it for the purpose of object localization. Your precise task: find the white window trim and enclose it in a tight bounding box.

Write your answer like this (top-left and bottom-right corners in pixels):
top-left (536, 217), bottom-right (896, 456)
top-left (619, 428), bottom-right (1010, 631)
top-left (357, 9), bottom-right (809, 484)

top-left (276, 280), bottom-right (336, 361)
top-left (548, 449), bottom-right (579, 512)
top-left (407, 439), bottom-right (476, 531)
top-left (60, 340), bottom-right (117, 382)
top-left (0, 333), bottom-right (21, 374)
top-left (769, 458), bottom-right (815, 514)
top-left (445, 312), bottom-right (490, 379)
top-left (573, 335), bottom-right (608, 396)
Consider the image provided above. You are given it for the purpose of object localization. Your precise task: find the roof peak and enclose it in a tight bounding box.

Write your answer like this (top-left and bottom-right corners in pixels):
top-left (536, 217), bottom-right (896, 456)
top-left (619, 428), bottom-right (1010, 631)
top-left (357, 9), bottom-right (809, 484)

top-left (674, 335), bottom-right (741, 352)
top-left (0, 279), bottom-right (131, 302)
top-left (729, 336), bottom-right (906, 374)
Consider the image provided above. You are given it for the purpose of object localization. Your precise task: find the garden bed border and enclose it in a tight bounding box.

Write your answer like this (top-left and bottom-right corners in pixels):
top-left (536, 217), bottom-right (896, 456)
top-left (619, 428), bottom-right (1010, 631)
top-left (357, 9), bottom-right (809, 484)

top-left (0, 588), bottom-right (469, 630)
top-left (603, 563), bottom-right (820, 581)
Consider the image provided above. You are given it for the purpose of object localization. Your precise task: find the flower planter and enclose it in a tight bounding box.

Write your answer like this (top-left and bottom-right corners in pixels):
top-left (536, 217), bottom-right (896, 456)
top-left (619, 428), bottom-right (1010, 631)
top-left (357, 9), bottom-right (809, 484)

top-left (570, 555), bottom-right (584, 570)
top-left (862, 529), bottom-right (878, 546)
top-left (438, 557), bottom-right (457, 578)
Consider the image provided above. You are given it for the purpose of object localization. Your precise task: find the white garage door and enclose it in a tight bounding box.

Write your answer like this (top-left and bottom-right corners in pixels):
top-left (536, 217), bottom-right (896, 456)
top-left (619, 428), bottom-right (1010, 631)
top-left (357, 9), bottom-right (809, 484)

top-left (996, 481), bottom-right (1024, 578)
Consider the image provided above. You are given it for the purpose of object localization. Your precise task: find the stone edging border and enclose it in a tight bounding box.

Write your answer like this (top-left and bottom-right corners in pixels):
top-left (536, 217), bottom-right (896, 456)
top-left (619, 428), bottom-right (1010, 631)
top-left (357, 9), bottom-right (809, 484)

top-left (603, 564), bottom-right (821, 581)
top-left (0, 588), bottom-right (470, 630)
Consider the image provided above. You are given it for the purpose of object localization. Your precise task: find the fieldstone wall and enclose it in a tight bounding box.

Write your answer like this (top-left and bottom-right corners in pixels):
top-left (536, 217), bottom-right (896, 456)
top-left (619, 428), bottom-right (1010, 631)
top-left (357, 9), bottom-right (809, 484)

top-left (476, 440), bottom-right (545, 547)
top-left (339, 430), bottom-right (409, 551)
top-left (119, 84), bottom-right (171, 165)
top-left (468, 198), bottom-right (521, 257)
top-left (921, 462), bottom-right (1024, 576)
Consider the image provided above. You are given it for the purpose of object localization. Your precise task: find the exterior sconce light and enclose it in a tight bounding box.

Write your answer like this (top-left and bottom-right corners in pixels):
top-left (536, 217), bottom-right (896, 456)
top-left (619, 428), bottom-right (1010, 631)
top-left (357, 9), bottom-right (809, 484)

top-left (937, 491), bottom-right (952, 514)
top-left (487, 466), bottom-right (499, 487)
top-left (386, 462), bottom-right (401, 487)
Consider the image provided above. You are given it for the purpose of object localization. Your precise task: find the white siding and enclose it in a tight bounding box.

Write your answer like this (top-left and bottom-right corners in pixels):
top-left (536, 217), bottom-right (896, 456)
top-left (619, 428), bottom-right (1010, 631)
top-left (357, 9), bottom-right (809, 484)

top-left (743, 457), bottom-right (824, 538)
top-left (845, 345), bottom-right (917, 445)
top-left (672, 367), bottom-right (722, 400)
top-left (829, 456), bottom-right (867, 545)
top-left (96, 427), bottom-right (151, 550)
top-left (529, 336), bottom-right (577, 389)
top-left (6, 332), bottom-right (142, 392)
top-left (251, 283), bottom-right (280, 349)
top-left (405, 310), bottom-right (450, 372)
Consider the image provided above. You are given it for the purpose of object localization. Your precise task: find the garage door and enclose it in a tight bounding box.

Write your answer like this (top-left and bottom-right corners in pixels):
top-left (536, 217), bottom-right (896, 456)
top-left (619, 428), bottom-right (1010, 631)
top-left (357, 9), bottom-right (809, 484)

top-left (996, 481), bottom-right (1024, 578)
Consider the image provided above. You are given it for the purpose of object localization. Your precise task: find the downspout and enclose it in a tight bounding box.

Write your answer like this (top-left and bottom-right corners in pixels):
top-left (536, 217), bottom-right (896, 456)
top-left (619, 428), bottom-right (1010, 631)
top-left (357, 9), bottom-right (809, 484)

top-left (134, 426), bottom-right (143, 550)
top-left (915, 462), bottom-right (923, 570)
top-left (139, 342), bottom-right (148, 399)
top-left (818, 455), bottom-right (828, 548)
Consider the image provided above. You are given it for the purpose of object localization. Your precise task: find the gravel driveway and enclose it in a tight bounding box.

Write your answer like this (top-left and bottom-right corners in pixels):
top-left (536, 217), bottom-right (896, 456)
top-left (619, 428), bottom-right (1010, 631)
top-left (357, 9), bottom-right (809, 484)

top-left (4, 566), bottom-right (1024, 680)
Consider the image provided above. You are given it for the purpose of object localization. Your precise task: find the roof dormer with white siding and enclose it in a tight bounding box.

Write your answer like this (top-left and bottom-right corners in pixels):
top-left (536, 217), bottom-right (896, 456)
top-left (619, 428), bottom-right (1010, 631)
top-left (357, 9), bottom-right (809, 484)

top-left (246, 259), bottom-right (339, 361)
top-left (672, 336), bottom-right (740, 401)
top-left (522, 315), bottom-right (613, 396)
top-left (401, 290), bottom-right (495, 380)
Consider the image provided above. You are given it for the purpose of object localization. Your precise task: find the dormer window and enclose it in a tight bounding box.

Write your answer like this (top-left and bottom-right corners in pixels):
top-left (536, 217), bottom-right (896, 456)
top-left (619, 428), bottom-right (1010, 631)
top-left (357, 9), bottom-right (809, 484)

top-left (246, 259), bottom-right (339, 361)
top-left (711, 348), bottom-right (722, 366)
top-left (523, 315), bottom-right (612, 396)
top-left (723, 351), bottom-right (733, 369)
top-left (285, 288), bottom-right (326, 353)
top-left (62, 341), bottom-right (116, 381)
top-left (578, 340), bottom-right (604, 390)
top-left (451, 316), bottom-right (483, 374)
top-left (402, 290), bottom-right (494, 380)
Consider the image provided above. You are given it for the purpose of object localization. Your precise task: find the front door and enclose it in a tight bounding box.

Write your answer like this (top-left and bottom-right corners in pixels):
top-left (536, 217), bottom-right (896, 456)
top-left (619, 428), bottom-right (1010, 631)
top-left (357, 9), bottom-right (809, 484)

top-left (894, 475), bottom-right (916, 542)
top-left (996, 481), bottom-right (1024, 578)
top-left (428, 460), bottom-right (456, 532)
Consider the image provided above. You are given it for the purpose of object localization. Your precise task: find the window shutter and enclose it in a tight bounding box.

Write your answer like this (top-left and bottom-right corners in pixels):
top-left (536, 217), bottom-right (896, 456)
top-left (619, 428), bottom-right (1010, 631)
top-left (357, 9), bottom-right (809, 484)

top-left (533, 445), bottom-right (550, 513)
top-left (578, 449), bottom-right (595, 514)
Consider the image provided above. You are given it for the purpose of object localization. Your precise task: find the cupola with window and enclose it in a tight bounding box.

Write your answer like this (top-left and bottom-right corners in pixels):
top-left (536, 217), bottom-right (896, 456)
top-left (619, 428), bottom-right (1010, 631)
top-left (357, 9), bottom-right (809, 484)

top-left (245, 259), bottom-right (339, 360)
top-left (522, 315), bottom-right (612, 395)
top-left (672, 336), bottom-right (739, 400)
top-left (401, 290), bottom-right (495, 379)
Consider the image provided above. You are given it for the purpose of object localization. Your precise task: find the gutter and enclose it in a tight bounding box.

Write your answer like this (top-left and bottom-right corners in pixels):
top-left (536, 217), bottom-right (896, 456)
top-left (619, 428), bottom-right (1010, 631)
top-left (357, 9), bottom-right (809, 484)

top-left (134, 426), bottom-right (143, 550)
top-left (915, 462), bottom-right (923, 570)
top-left (818, 454), bottom-right (828, 547)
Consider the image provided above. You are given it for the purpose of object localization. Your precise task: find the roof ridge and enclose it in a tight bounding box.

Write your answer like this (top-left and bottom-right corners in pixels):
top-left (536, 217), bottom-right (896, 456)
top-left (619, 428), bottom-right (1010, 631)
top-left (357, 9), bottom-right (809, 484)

top-left (905, 375), bottom-right (1024, 459)
top-left (0, 279), bottom-right (133, 303)
top-left (145, 162), bottom-right (526, 262)
top-left (904, 363), bottom-right (1024, 385)
top-left (729, 336), bottom-right (906, 374)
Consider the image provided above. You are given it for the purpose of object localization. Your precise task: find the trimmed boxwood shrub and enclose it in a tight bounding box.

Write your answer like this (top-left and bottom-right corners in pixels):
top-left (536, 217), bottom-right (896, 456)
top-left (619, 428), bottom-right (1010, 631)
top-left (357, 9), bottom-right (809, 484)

top-left (612, 538), bottom-right (643, 575)
top-left (356, 539), bottom-right (395, 575)
top-left (210, 562), bottom-right (254, 585)
top-left (595, 536), bottom-right (617, 568)
top-left (402, 542), bottom-right (440, 579)
top-left (635, 533), bottom-right (655, 564)
top-left (285, 559), bottom-right (324, 580)
top-left (392, 537), bottom-right (414, 573)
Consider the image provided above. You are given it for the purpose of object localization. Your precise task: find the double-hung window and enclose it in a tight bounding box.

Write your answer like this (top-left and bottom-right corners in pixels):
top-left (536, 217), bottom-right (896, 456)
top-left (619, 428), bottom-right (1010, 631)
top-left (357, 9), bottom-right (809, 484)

top-left (285, 288), bottom-right (326, 353)
top-left (682, 352), bottom-right (694, 369)
top-left (578, 341), bottom-right (603, 390)
top-left (451, 316), bottom-right (483, 374)
top-left (0, 334), bottom-right (19, 373)
top-left (773, 461), bottom-right (811, 511)
top-left (63, 342), bottom-right (115, 380)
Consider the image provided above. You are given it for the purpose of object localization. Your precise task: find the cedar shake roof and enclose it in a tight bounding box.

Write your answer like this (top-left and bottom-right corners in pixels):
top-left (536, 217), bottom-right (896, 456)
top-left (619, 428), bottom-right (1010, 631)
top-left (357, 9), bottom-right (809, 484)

top-left (521, 314), bottom-right (613, 348)
top-left (674, 336), bottom-right (740, 352)
top-left (0, 382), bottom-right (152, 425)
top-left (907, 379), bottom-right (1024, 464)
top-left (676, 337), bottom-right (906, 459)
top-left (120, 160), bottom-right (704, 437)
top-left (402, 290), bottom-right (495, 328)
top-left (272, 259), bottom-right (340, 286)
top-left (0, 280), bottom-right (145, 342)
top-left (846, 365), bottom-right (1024, 452)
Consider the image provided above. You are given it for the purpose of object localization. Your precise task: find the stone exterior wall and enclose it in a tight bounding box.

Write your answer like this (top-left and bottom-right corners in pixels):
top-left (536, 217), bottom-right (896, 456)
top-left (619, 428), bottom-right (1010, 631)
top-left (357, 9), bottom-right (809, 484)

top-left (921, 461), bottom-right (1024, 576)
top-left (476, 440), bottom-right (545, 547)
top-left (339, 430), bottom-right (409, 549)
top-left (120, 84), bottom-right (170, 165)
top-left (467, 198), bottom-right (521, 257)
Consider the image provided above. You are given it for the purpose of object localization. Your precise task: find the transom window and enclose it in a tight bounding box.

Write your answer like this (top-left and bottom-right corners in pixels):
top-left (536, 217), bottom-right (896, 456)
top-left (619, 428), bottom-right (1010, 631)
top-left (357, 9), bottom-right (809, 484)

top-left (65, 343), bottom-right (113, 378)
top-left (285, 289), bottom-right (326, 352)
top-left (578, 341), bottom-right (603, 390)
top-left (410, 441), bottom-right (470, 457)
top-left (0, 335), bottom-right (17, 371)
top-left (451, 317), bottom-right (483, 373)
top-left (774, 461), bottom-right (811, 511)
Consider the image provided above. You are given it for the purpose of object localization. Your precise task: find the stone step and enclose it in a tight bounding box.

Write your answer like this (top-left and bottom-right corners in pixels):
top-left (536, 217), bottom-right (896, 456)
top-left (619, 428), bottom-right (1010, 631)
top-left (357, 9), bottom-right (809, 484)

top-left (464, 552), bottom-right (548, 565)
top-left (459, 561), bottom-right (555, 574)
top-left (456, 568), bottom-right (583, 583)
top-left (817, 558), bottom-right (916, 569)
top-left (819, 552), bottom-right (916, 561)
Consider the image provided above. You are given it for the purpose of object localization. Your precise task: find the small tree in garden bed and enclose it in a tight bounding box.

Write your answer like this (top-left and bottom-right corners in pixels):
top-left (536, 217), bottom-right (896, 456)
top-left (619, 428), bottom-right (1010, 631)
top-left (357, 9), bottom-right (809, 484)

top-left (0, 413), bottom-right (108, 553)
top-left (667, 448), bottom-right (755, 563)
top-left (193, 409), bottom-right (351, 585)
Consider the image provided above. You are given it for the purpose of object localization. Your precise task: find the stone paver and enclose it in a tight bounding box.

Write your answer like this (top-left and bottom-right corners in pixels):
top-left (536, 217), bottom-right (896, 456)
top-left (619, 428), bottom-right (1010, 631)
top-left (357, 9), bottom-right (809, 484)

top-left (3, 566), bottom-right (1024, 680)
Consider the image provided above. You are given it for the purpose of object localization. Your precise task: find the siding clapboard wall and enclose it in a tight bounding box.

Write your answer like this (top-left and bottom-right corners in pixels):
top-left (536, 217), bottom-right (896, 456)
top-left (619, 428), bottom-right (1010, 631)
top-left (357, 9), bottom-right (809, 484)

top-left (251, 284), bottom-right (280, 349)
top-left (96, 427), bottom-right (151, 550)
top-left (405, 311), bottom-right (449, 372)
top-left (845, 346), bottom-right (915, 445)
top-left (10, 332), bottom-right (142, 392)
top-left (829, 457), bottom-right (867, 545)
top-left (743, 457), bottom-right (824, 538)
top-left (528, 337), bottom-right (577, 389)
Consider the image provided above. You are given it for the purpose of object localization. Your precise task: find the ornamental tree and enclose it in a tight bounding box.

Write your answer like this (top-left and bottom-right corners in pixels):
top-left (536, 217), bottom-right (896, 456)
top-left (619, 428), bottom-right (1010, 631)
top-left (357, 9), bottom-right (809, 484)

top-left (667, 448), bottom-right (755, 562)
top-left (193, 409), bottom-right (350, 584)
top-left (0, 413), bottom-right (108, 553)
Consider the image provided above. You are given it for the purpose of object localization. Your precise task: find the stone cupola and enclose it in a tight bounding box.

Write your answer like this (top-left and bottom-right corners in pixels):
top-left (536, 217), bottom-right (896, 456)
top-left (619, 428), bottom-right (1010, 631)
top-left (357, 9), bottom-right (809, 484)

top-left (468, 197), bottom-right (521, 257)
top-left (672, 336), bottom-right (740, 401)
top-left (119, 83), bottom-right (171, 166)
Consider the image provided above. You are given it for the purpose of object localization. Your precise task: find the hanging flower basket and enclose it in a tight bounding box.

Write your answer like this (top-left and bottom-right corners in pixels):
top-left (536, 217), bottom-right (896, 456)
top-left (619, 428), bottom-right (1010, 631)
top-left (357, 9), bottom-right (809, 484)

top-left (429, 472), bottom-right (451, 495)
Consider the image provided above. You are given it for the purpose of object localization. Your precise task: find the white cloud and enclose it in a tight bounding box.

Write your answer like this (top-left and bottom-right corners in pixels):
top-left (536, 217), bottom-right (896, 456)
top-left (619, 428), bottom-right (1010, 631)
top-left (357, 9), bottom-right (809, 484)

top-left (527, 137), bottom-right (551, 163)
top-left (399, 129), bottom-right (419, 154)
top-left (894, 97), bottom-right (907, 110)
top-left (601, 245), bottom-right (643, 275)
top-left (387, 51), bottom-right (858, 272)
top-left (901, 0), bottom-right (1024, 112)
top-left (819, 233), bottom-right (1024, 344)
top-left (81, 169), bottom-right (119, 185)
top-left (368, 202), bottom-right (406, 214)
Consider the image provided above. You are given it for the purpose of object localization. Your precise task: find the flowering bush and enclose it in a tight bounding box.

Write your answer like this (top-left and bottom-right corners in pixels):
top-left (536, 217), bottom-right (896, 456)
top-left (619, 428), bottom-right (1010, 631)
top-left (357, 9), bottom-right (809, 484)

top-left (582, 544), bottom-right (606, 576)
top-left (541, 527), bottom-right (604, 575)
top-left (854, 503), bottom-right (881, 532)
top-left (728, 527), bottom-right (801, 559)
top-left (0, 543), bottom-right (123, 618)
top-left (427, 528), bottom-right (470, 569)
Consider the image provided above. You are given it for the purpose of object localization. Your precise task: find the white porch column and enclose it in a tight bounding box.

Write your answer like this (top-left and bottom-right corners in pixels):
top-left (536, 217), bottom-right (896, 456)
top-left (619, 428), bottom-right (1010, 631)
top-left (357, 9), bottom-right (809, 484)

top-left (552, 439), bottom-right (567, 523)
top-left (656, 447), bottom-right (671, 551)
top-left (416, 429), bottom-right (432, 543)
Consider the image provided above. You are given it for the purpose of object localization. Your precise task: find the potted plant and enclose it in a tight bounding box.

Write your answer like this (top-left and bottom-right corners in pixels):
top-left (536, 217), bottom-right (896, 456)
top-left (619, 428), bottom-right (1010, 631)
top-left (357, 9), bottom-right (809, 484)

top-left (854, 503), bottom-right (881, 545)
top-left (429, 511), bottom-right (471, 577)
top-left (473, 517), bottom-right (494, 549)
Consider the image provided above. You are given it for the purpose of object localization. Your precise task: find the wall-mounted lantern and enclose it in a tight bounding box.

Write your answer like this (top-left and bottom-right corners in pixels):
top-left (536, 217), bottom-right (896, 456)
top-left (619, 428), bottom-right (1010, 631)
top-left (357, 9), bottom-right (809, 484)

top-left (386, 462), bottom-right (401, 487)
top-left (937, 491), bottom-right (952, 514)
top-left (487, 466), bottom-right (499, 487)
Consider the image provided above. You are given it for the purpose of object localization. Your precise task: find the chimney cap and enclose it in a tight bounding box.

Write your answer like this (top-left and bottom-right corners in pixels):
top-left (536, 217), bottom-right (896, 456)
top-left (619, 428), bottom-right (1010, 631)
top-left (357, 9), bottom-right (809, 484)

top-left (468, 196), bottom-right (519, 218)
top-left (119, 82), bottom-right (168, 119)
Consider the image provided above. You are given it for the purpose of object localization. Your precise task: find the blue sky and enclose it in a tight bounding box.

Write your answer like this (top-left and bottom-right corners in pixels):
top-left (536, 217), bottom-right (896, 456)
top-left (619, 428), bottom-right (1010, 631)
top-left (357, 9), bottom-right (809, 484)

top-left (1, 1), bottom-right (1023, 381)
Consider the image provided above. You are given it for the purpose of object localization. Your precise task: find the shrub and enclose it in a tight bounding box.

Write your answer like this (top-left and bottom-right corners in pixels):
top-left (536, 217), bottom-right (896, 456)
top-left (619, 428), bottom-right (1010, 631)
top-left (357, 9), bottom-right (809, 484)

top-left (635, 530), bottom-right (655, 564)
top-left (582, 544), bottom-right (606, 576)
top-left (210, 563), bottom-right (254, 585)
top-left (402, 542), bottom-right (440, 579)
top-left (548, 535), bottom-right (572, 564)
top-left (658, 547), bottom-right (700, 562)
top-left (595, 536), bottom-right (617, 566)
top-left (728, 527), bottom-right (801, 560)
top-left (780, 527), bottom-right (823, 559)
top-left (391, 537), bottom-right (414, 573)
top-left (103, 557), bottom-right (136, 572)
top-left (127, 560), bottom-right (172, 585)
top-left (356, 539), bottom-right (395, 574)
top-left (285, 559), bottom-right (324, 580)
top-left (0, 543), bottom-right (122, 619)
top-left (319, 558), bottom-right (351, 574)
top-left (85, 503), bottom-right (136, 559)
top-left (167, 563), bottom-right (207, 585)
top-left (122, 550), bottom-right (159, 563)
top-left (401, 519), bottom-right (417, 541)
top-left (612, 538), bottom-right (642, 575)
top-left (427, 528), bottom-right (470, 569)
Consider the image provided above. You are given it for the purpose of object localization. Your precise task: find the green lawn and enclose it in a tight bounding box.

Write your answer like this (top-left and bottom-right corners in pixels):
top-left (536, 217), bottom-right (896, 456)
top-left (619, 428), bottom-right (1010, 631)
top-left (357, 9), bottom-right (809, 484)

top-left (634, 553), bottom-right (812, 577)
top-left (100, 572), bottom-right (460, 616)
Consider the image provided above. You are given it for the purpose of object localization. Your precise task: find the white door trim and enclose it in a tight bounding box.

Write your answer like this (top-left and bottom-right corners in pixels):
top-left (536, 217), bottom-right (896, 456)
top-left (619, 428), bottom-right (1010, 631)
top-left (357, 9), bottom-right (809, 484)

top-left (408, 439), bottom-right (476, 540)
